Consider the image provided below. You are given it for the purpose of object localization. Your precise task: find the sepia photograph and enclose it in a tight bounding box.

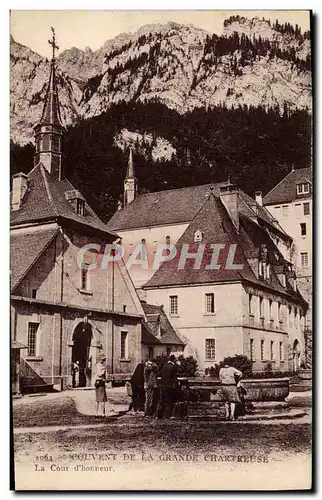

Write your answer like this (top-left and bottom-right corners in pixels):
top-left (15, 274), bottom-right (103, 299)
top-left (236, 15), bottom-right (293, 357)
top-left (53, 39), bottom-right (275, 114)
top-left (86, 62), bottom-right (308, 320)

top-left (10, 9), bottom-right (312, 491)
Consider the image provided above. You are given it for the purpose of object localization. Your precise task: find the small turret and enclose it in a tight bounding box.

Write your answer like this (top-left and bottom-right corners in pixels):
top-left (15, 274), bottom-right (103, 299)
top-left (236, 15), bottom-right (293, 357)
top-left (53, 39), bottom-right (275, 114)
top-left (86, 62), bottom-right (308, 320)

top-left (33, 28), bottom-right (65, 181)
top-left (124, 147), bottom-right (138, 205)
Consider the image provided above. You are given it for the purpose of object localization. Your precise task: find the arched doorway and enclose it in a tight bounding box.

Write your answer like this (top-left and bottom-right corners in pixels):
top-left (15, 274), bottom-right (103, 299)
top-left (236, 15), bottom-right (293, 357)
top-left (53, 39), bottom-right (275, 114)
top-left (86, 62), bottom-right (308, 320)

top-left (293, 339), bottom-right (301, 372)
top-left (72, 321), bottom-right (92, 387)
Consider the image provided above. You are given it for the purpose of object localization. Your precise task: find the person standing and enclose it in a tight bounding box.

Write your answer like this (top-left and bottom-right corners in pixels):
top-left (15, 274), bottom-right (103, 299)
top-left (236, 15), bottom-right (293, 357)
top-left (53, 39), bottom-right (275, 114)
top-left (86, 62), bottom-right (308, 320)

top-left (130, 362), bottom-right (145, 412)
top-left (156, 355), bottom-right (178, 419)
top-left (219, 363), bottom-right (242, 421)
top-left (72, 360), bottom-right (79, 388)
top-left (144, 360), bottom-right (158, 417)
top-left (94, 354), bottom-right (107, 416)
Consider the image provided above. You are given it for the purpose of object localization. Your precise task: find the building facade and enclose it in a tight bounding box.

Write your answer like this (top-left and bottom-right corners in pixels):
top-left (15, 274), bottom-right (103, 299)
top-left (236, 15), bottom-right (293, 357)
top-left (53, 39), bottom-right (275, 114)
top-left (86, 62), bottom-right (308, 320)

top-left (10, 46), bottom-right (145, 392)
top-left (263, 168), bottom-right (312, 366)
top-left (143, 187), bottom-right (308, 372)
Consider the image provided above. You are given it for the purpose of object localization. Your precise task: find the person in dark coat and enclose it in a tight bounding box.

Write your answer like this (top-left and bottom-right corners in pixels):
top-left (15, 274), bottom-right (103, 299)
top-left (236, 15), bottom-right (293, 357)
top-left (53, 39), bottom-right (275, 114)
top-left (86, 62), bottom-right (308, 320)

top-left (130, 362), bottom-right (145, 412)
top-left (144, 361), bottom-right (158, 417)
top-left (156, 355), bottom-right (179, 419)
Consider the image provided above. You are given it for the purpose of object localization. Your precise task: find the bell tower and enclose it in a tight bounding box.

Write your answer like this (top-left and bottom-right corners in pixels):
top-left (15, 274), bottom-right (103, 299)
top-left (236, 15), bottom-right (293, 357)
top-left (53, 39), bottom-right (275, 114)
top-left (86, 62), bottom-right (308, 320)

top-left (124, 147), bottom-right (138, 205)
top-left (34, 28), bottom-right (65, 181)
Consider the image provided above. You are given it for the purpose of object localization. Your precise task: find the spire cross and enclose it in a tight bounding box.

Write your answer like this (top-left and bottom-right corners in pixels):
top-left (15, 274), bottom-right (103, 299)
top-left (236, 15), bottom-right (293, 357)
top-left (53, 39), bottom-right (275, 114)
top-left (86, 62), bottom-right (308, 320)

top-left (48, 27), bottom-right (59, 60)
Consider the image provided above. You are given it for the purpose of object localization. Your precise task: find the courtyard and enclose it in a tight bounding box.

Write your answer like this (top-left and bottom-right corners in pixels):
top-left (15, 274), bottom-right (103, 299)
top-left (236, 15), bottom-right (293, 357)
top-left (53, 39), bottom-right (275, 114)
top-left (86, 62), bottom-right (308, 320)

top-left (12, 387), bottom-right (312, 490)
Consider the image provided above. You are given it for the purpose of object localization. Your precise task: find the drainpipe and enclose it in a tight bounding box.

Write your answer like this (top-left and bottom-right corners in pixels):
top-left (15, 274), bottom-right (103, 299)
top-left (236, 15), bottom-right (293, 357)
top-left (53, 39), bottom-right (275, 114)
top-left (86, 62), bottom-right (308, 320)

top-left (111, 258), bottom-right (115, 377)
top-left (110, 238), bottom-right (121, 382)
top-left (59, 229), bottom-right (64, 389)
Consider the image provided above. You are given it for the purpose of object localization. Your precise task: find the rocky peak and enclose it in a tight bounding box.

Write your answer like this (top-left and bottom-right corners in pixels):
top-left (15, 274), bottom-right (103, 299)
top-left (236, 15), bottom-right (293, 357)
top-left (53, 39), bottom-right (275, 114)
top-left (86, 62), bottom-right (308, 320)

top-left (11, 17), bottom-right (311, 145)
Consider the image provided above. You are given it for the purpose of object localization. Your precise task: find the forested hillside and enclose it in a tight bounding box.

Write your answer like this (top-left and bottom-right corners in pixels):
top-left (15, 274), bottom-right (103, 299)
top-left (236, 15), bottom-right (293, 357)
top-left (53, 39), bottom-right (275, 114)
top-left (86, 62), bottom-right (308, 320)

top-left (11, 101), bottom-right (311, 222)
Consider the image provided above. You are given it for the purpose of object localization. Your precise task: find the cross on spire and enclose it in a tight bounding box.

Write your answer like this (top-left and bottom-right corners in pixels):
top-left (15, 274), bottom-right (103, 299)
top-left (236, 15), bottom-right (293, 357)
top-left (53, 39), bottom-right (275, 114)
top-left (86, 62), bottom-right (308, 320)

top-left (48, 27), bottom-right (59, 60)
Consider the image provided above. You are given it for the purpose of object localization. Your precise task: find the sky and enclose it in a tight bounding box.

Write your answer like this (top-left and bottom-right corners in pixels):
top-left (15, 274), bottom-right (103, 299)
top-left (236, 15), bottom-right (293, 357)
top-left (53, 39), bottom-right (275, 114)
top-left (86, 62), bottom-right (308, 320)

top-left (10, 10), bottom-right (311, 58)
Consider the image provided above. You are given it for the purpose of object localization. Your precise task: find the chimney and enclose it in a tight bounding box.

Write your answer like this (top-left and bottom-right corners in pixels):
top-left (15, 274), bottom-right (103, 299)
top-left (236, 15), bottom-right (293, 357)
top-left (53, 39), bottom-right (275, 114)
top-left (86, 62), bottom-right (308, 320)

top-left (255, 191), bottom-right (263, 206)
top-left (220, 181), bottom-right (239, 231)
top-left (12, 173), bottom-right (28, 211)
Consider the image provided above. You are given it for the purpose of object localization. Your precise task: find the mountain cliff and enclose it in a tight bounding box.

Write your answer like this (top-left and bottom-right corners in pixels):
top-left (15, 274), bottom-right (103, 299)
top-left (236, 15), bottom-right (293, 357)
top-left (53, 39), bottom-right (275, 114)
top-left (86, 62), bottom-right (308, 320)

top-left (11, 16), bottom-right (311, 144)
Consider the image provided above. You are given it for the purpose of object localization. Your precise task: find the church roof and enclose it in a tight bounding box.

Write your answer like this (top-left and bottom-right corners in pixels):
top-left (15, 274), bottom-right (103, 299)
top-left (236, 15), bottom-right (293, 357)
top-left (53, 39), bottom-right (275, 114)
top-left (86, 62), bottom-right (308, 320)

top-left (143, 194), bottom-right (306, 304)
top-left (11, 227), bottom-right (59, 291)
top-left (36, 59), bottom-right (63, 129)
top-left (263, 168), bottom-right (312, 206)
top-left (11, 163), bottom-right (118, 237)
top-left (108, 182), bottom-right (289, 239)
top-left (141, 302), bottom-right (185, 346)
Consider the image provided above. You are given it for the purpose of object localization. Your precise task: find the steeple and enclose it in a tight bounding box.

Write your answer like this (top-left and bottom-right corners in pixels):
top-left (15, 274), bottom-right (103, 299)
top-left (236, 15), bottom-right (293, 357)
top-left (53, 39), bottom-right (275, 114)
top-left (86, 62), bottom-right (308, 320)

top-left (124, 147), bottom-right (138, 205)
top-left (34, 28), bottom-right (65, 181)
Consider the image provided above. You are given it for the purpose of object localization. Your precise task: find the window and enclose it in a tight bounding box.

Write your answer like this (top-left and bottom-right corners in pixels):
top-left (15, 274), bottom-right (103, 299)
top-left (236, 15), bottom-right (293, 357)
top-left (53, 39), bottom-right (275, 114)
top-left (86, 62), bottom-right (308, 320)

top-left (303, 202), bottom-right (310, 215)
top-left (166, 347), bottom-right (171, 357)
top-left (169, 295), bottom-right (178, 315)
top-left (270, 341), bottom-right (275, 361)
top-left (282, 205), bottom-right (289, 217)
top-left (27, 322), bottom-right (39, 356)
top-left (205, 293), bottom-right (215, 314)
top-left (259, 297), bottom-right (264, 318)
top-left (32, 289), bottom-right (37, 299)
top-left (280, 342), bottom-right (285, 361)
top-left (289, 306), bottom-right (293, 326)
top-left (248, 294), bottom-right (253, 315)
top-left (120, 331), bottom-right (128, 359)
top-left (258, 260), bottom-right (263, 277)
top-left (261, 340), bottom-right (265, 361)
top-left (205, 339), bottom-right (216, 360)
top-left (123, 305), bottom-right (127, 313)
top-left (301, 252), bottom-right (308, 268)
top-left (194, 229), bottom-right (203, 242)
top-left (266, 263), bottom-right (270, 280)
top-left (250, 339), bottom-right (255, 361)
top-left (148, 347), bottom-right (154, 360)
top-left (81, 267), bottom-right (88, 290)
top-left (76, 199), bottom-right (85, 216)
top-left (300, 223), bottom-right (307, 236)
top-left (297, 183), bottom-right (310, 195)
top-left (278, 303), bottom-right (282, 322)
top-left (269, 300), bottom-right (273, 320)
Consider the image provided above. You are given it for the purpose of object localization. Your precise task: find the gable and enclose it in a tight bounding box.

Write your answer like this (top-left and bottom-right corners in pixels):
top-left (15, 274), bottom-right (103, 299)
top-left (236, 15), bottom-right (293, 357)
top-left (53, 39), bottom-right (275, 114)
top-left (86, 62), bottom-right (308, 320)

top-left (11, 227), bottom-right (59, 292)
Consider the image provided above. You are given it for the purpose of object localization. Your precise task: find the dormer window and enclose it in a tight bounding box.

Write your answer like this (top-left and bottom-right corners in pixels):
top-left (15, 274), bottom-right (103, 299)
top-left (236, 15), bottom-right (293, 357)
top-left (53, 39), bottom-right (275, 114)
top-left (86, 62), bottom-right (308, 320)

top-left (194, 229), bottom-right (203, 242)
top-left (258, 260), bottom-right (263, 277)
top-left (76, 199), bottom-right (85, 216)
top-left (297, 182), bottom-right (310, 195)
top-left (65, 190), bottom-right (86, 216)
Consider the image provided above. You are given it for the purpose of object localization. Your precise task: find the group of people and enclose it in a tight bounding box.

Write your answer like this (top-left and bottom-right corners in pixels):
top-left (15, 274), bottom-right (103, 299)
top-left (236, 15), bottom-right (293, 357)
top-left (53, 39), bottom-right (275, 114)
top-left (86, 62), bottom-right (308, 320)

top-left (91, 353), bottom-right (248, 420)
top-left (128, 354), bottom-right (184, 419)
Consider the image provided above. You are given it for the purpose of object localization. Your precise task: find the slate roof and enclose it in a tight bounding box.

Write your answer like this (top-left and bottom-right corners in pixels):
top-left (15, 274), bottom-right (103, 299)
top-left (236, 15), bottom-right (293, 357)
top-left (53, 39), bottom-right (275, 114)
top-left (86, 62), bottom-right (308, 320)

top-left (263, 168), bottom-right (312, 206)
top-left (143, 194), bottom-right (307, 305)
top-left (11, 163), bottom-right (118, 237)
top-left (141, 302), bottom-right (185, 346)
top-left (10, 227), bottom-right (59, 291)
top-left (36, 61), bottom-right (64, 129)
top-left (108, 183), bottom-right (289, 238)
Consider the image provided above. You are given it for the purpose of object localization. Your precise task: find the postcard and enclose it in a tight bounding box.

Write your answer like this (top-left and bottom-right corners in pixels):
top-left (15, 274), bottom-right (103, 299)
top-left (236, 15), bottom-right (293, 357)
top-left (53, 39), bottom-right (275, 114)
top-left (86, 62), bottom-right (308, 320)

top-left (10, 10), bottom-right (312, 491)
